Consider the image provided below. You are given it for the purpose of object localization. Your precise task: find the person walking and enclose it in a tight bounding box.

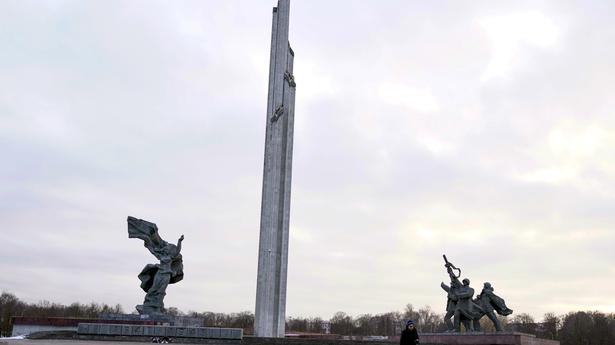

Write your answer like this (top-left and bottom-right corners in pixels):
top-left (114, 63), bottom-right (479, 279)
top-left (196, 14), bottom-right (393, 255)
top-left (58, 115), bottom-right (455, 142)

top-left (400, 320), bottom-right (419, 345)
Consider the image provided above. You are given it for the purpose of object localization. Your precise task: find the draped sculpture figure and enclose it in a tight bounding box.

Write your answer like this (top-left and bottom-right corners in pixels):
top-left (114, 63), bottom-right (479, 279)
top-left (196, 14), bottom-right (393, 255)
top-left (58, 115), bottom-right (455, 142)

top-left (127, 216), bottom-right (184, 315)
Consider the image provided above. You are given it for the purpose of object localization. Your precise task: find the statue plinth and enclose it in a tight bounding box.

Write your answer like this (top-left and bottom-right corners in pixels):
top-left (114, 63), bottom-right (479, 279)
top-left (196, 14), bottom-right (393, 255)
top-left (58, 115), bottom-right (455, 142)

top-left (419, 332), bottom-right (559, 345)
top-left (77, 323), bottom-right (243, 340)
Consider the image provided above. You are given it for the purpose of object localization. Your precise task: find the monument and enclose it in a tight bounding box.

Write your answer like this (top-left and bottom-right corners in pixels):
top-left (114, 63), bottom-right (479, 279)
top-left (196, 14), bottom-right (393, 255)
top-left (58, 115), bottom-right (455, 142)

top-left (418, 256), bottom-right (560, 345)
top-left (127, 216), bottom-right (185, 315)
top-left (254, 0), bottom-right (296, 338)
top-left (440, 255), bottom-right (513, 332)
top-left (54, 217), bottom-right (243, 341)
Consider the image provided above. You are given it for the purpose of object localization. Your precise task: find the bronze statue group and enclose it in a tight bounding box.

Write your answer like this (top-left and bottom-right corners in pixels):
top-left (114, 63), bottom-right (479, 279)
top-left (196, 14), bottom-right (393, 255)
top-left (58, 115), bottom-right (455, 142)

top-left (399, 255), bottom-right (513, 344)
top-left (440, 255), bottom-right (513, 332)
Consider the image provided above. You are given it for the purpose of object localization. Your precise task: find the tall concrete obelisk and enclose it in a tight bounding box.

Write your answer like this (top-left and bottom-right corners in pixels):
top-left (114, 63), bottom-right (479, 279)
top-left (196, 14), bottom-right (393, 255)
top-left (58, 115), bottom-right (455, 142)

top-left (255, 0), bottom-right (296, 338)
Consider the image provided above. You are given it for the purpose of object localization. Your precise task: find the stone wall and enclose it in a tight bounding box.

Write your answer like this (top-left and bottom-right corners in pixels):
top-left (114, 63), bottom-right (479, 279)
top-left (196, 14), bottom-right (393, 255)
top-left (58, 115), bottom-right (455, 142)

top-left (10, 317), bottom-right (156, 337)
top-left (242, 334), bottom-right (560, 345)
top-left (77, 323), bottom-right (243, 340)
top-left (11, 325), bottom-right (77, 337)
top-left (243, 336), bottom-right (395, 345)
top-left (24, 330), bottom-right (560, 345)
top-left (418, 332), bottom-right (559, 345)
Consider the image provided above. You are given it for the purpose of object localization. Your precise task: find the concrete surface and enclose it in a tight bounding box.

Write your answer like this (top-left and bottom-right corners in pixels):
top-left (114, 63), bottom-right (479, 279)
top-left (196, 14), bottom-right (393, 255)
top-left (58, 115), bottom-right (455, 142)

top-left (255, 0), bottom-right (296, 339)
top-left (1, 341), bottom-right (147, 345)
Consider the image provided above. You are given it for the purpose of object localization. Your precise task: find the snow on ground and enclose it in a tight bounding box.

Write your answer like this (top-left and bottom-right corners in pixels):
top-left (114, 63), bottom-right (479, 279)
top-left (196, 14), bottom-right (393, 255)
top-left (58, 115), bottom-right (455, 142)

top-left (0, 335), bottom-right (26, 340)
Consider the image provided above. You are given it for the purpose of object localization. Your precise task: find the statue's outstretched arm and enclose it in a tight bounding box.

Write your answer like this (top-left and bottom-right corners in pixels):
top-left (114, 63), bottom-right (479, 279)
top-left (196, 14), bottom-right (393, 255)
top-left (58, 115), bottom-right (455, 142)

top-left (457, 288), bottom-right (474, 299)
top-left (441, 282), bottom-right (450, 292)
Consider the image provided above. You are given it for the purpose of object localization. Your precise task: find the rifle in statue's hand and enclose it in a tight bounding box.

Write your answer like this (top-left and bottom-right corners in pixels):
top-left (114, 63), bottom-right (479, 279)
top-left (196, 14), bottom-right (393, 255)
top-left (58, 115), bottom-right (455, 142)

top-left (443, 254), bottom-right (461, 279)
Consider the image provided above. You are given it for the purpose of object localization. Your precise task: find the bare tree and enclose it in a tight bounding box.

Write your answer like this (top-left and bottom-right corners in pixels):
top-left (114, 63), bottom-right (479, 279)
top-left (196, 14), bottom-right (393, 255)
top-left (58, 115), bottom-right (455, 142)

top-left (541, 312), bottom-right (560, 340)
top-left (330, 311), bottom-right (353, 335)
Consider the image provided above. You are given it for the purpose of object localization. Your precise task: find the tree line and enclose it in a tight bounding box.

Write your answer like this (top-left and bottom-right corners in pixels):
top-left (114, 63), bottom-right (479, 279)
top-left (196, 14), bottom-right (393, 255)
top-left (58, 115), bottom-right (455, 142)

top-left (2, 291), bottom-right (614, 345)
top-left (0, 291), bottom-right (123, 336)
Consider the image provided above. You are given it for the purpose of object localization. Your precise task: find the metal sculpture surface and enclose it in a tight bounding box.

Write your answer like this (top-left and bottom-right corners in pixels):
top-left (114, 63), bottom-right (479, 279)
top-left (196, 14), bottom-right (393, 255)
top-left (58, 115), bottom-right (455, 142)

top-left (441, 255), bottom-right (513, 332)
top-left (128, 216), bottom-right (184, 315)
top-left (473, 282), bottom-right (513, 331)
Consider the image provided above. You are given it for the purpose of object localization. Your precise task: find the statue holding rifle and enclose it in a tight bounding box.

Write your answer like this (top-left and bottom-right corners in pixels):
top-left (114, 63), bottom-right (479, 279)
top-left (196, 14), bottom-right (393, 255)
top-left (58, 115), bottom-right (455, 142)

top-left (440, 255), bottom-right (513, 332)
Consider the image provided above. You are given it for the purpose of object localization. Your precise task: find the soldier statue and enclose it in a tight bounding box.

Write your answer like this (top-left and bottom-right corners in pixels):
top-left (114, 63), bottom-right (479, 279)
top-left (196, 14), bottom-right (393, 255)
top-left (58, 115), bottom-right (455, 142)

top-left (441, 255), bottom-right (513, 332)
top-left (473, 282), bottom-right (513, 331)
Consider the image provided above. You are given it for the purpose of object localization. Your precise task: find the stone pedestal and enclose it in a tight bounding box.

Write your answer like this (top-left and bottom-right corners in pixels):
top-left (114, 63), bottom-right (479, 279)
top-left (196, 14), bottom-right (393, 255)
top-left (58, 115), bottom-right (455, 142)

top-left (10, 316), bottom-right (156, 337)
top-left (100, 312), bottom-right (205, 327)
top-left (77, 323), bottom-right (243, 340)
top-left (419, 332), bottom-right (559, 345)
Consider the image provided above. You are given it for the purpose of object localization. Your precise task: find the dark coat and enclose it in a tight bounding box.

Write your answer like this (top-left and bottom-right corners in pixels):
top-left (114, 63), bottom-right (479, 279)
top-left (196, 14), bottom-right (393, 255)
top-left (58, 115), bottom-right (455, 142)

top-left (400, 327), bottom-right (419, 345)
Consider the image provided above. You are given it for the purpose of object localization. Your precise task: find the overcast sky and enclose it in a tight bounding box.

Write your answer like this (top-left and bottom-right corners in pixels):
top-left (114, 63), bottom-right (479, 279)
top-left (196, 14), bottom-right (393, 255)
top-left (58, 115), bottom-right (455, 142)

top-left (1, 0), bottom-right (614, 321)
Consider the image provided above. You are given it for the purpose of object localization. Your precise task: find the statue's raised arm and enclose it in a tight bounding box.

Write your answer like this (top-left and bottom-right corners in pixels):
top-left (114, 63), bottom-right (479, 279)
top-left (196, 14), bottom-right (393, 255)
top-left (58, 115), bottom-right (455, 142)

top-left (176, 234), bottom-right (184, 254)
top-left (443, 254), bottom-right (462, 285)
